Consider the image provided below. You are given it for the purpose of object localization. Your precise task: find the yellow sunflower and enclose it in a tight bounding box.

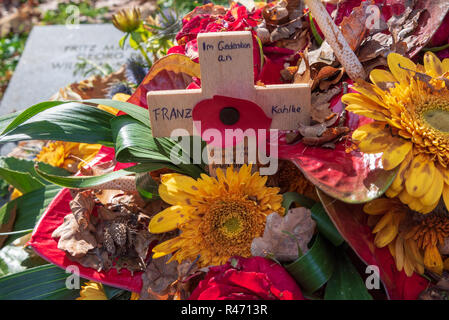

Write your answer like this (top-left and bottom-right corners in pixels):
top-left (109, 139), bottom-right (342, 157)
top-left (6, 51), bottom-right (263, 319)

top-left (149, 164), bottom-right (285, 267)
top-left (364, 197), bottom-right (449, 275)
top-left (342, 52), bottom-right (449, 214)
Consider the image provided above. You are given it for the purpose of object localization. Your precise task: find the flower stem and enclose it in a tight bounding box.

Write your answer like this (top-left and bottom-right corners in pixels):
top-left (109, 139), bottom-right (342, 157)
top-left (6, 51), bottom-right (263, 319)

top-left (422, 43), bottom-right (449, 53)
top-left (137, 43), bottom-right (152, 68)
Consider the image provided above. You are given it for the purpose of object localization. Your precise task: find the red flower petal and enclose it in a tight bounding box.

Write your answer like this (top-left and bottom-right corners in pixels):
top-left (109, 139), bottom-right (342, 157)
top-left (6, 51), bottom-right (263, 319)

top-left (189, 257), bottom-right (304, 300)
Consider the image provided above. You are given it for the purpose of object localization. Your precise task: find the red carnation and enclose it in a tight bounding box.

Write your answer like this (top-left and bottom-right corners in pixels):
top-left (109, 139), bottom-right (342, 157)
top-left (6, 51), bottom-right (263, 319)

top-left (189, 256), bottom-right (304, 300)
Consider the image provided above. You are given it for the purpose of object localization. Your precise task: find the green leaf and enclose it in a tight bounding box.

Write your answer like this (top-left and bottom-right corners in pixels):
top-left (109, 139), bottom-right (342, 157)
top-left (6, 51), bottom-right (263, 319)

top-left (284, 234), bottom-right (335, 293)
top-left (34, 162), bottom-right (179, 189)
top-left (282, 192), bottom-right (315, 210)
top-left (2, 101), bottom-right (69, 135)
top-left (111, 116), bottom-right (205, 178)
top-left (324, 250), bottom-right (373, 300)
top-left (0, 256), bottom-right (8, 276)
top-left (0, 184), bottom-right (62, 245)
top-left (128, 34), bottom-right (140, 50)
top-left (119, 33), bottom-right (129, 49)
top-left (310, 202), bottom-right (344, 247)
top-left (0, 111), bottom-right (21, 133)
top-left (135, 172), bottom-right (159, 200)
top-left (103, 285), bottom-right (125, 299)
top-left (84, 99), bottom-right (151, 127)
top-left (0, 166), bottom-right (43, 194)
top-left (0, 264), bottom-right (88, 300)
top-left (0, 103), bottom-right (114, 146)
top-left (0, 157), bottom-right (70, 193)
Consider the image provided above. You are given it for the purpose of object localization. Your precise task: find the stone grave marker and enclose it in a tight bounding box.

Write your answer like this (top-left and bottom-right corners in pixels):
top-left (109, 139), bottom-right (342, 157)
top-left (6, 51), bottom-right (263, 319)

top-left (0, 24), bottom-right (136, 115)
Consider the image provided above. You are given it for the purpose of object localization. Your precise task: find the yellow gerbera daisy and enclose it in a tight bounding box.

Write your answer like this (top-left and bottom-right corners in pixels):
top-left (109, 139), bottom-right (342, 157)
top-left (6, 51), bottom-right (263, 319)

top-left (36, 141), bottom-right (102, 173)
top-left (364, 197), bottom-right (449, 276)
top-left (77, 281), bottom-right (107, 300)
top-left (342, 52), bottom-right (449, 214)
top-left (363, 197), bottom-right (424, 276)
top-left (149, 164), bottom-right (285, 267)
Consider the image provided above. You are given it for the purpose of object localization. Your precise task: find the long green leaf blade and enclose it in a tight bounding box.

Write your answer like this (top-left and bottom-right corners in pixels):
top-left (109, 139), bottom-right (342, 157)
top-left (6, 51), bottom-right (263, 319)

top-left (0, 184), bottom-right (62, 245)
top-left (0, 264), bottom-right (88, 300)
top-left (0, 103), bottom-right (114, 146)
top-left (324, 250), bottom-right (373, 300)
top-left (84, 99), bottom-right (151, 127)
top-left (2, 101), bottom-right (68, 134)
top-left (0, 157), bottom-right (70, 193)
top-left (34, 162), bottom-right (180, 189)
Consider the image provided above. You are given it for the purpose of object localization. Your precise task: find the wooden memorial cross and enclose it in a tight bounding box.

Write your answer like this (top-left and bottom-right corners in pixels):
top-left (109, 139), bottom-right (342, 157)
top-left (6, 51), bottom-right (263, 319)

top-left (147, 31), bottom-right (311, 176)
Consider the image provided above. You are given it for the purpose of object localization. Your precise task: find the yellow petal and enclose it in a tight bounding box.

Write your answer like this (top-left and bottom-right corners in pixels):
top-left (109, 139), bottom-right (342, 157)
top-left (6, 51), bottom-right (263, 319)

top-left (387, 52), bottom-right (416, 83)
top-left (420, 168), bottom-right (444, 206)
top-left (345, 105), bottom-right (386, 121)
top-left (152, 237), bottom-right (181, 258)
top-left (97, 93), bottom-right (130, 115)
top-left (353, 123), bottom-right (396, 153)
top-left (374, 223), bottom-right (397, 248)
top-left (405, 238), bottom-right (424, 275)
top-left (442, 59), bottom-right (449, 73)
top-left (148, 205), bottom-right (192, 233)
top-left (423, 51), bottom-right (444, 77)
top-left (398, 189), bottom-right (414, 205)
top-left (381, 139), bottom-right (412, 170)
top-left (369, 69), bottom-right (398, 90)
top-left (352, 80), bottom-right (387, 107)
top-left (403, 255), bottom-right (414, 277)
top-left (158, 183), bottom-right (195, 206)
top-left (363, 198), bottom-right (393, 215)
top-left (439, 166), bottom-right (449, 185)
top-left (408, 198), bottom-right (424, 212)
top-left (390, 151), bottom-right (413, 191)
top-left (385, 187), bottom-right (401, 198)
top-left (420, 201), bottom-right (440, 214)
top-left (162, 173), bottom-right (199, 195)
top-left (373, 211), bottom-right (393, 233)
top-left (395, 235), bottom-right (405, 271)
top-left (405, 154), bottom-right (435, 198)
top-left (443, 184), bottom-right (449, 212)
top-left (424, 245), bottom-right (443, 275)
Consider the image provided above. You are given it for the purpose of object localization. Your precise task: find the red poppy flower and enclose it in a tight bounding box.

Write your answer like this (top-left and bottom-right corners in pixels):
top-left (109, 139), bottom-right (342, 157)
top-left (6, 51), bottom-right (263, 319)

top-left (192, 95), bottom-right (271, 148)
top-left (189, 256), bottom-right (304, 300)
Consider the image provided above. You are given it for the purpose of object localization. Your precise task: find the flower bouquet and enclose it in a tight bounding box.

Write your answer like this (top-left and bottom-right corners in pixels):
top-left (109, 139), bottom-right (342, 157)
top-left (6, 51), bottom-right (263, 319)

top-left (1, 0), bottom-right (449, 301)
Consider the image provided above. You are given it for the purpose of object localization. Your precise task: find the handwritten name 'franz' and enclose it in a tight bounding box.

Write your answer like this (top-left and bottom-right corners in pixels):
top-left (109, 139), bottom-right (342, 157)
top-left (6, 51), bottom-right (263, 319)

top-left (153, 107), bottom-right (192, 121)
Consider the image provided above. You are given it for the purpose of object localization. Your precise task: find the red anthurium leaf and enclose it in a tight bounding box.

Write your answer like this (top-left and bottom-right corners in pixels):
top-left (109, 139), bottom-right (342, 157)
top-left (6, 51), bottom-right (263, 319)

top-left (193, 95), bottom-right (271, 148)
top-left (407, 0), bottom-right (449, 57)
top-left (127, 54), bottom-right (200, 109)
top-left (29, 146), bottom-right (143, 293)
top-left (317, 190), bottom-right (429, 300)
top-left (276, 85), bottom-right (397, 203)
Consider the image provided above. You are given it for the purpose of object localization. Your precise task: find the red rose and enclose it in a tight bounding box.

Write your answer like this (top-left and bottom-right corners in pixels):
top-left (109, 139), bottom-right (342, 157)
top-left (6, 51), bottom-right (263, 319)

top-left (189, 256), bottom-right (304, 300)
